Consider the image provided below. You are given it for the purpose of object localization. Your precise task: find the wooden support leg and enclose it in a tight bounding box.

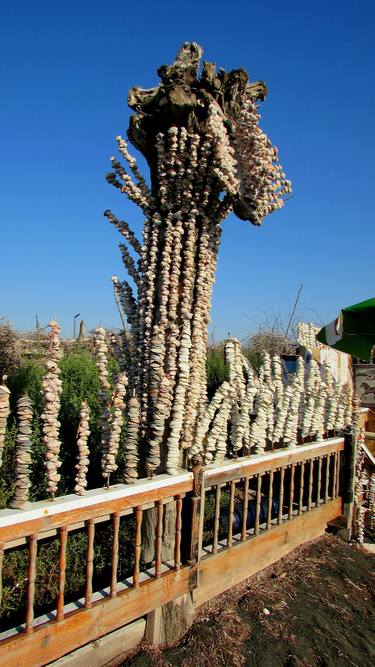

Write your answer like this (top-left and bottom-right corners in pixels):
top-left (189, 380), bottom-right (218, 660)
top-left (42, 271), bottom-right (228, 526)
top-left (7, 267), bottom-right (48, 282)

top-left (145, 592), bottom-right (194, 647)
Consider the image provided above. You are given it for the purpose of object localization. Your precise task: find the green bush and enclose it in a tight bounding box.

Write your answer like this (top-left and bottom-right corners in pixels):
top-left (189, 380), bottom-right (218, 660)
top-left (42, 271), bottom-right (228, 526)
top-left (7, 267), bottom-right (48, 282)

top-left (206, 345), bottom-right (229, 398)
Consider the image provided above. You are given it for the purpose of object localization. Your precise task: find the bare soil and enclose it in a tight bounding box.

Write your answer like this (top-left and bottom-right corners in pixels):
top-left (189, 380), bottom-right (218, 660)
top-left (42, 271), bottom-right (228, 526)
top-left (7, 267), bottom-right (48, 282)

top-left (119, 535), bottom-right (375, 667)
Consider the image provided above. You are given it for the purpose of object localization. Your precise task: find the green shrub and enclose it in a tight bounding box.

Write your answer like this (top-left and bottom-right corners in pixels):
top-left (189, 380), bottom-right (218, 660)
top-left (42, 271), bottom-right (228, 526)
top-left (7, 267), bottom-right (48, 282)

top-left (206, 345), bottom-right (229, 398)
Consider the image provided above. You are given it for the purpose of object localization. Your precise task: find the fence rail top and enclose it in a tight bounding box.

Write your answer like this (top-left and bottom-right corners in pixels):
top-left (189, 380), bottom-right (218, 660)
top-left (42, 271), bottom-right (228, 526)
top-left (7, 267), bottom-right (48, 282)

top-left (0, 438), bottom-right (345, 544)
top-left (0, 472), bottom-right (193, 542)
top-left (204, 437), bottom-right (345, 485)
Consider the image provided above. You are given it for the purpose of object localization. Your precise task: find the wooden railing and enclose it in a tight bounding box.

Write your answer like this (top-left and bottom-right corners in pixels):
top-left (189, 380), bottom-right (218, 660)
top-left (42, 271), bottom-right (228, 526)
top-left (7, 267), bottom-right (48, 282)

top-left (0, 437), bottom-right (346, 666)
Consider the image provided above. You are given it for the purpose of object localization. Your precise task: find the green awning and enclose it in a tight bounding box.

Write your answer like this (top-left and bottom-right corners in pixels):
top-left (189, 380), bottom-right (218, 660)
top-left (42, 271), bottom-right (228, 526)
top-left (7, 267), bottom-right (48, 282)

top-left (316, 298), bottom-right (375, 361)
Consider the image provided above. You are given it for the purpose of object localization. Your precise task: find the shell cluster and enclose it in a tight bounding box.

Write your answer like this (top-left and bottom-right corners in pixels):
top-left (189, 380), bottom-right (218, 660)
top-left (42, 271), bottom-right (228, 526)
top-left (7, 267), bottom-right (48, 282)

top-left (93, 327), bottom-right (112, 480)
top-left (369, 473), bottom-right (375, 533)
top-left (189, 338), bottom-right (354, 465)
top-left (354, 430), bottom-right (367, 544)
top-left (41, 321), bottom-right (63, 498)
top-left (297, 322), bottom-right (324, 350)
top-left (231, 93), bottom-right (292, 225)
top-left (74, 400), bottom-right (91, 495)
top-left (0, 375), bottom-right (10, 467)
top-left (9, 395), bottom-right (33, 508)
top-left (104, 371), bottom-right (128, 483)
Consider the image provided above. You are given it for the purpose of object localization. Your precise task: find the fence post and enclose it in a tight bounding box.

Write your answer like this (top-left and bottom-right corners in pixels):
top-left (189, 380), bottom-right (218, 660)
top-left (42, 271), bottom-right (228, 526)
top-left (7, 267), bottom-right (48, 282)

top-left (145, 458), bottom-right (203, 648)
top-left (341, 427), bottom-right (357, 541)
top-left (188, 455), bottom-right (205, 590)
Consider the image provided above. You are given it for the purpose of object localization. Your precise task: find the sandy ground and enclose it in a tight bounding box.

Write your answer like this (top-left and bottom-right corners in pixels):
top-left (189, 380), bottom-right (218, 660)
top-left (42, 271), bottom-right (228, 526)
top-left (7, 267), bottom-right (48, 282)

top-left (118, 535), bottom-right (374, 667)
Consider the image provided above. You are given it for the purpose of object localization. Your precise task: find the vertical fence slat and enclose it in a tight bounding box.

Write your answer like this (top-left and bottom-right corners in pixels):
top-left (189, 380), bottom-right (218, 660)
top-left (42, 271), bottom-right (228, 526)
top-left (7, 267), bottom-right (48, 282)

top-left (288, 464), bottom-right (295, 520)
top-left (85, 519), bottom-right (95, 609)
top-left (110, 512), bottom-right (120, 597)
top-left (227, 480), bottom-right (236, 547)
top-left (332, 452), bottom-right (337, 499)
top-left (213, 485), bottom-right (221, 554)
top-left (155, 500), bottom-right (163, 578)
top-left (335, 450), bottom-right (341, 497)
top-left (307, 460), bottom-right (314, 511)
top-left (316, 457), bottom-right (322, 507)
top-left (241, 477), bottom-right (249, 541)
top-left (278, 468), bottom-right (285, 525)
top-left (25, 534), bottom-right (38, 634)
top-left (324, 454), bottom-right (330, 502)
top-left (133, 506), bottom-right (143, 587)
top-left (0, 543), bottom-right (4, 610)
top-left (174, 496), bottom-right (182, 571)
top-left (299, 462), bottom-right (305, 515)
top-left (255, 474), bottom-right (262, 535)
top-left (267, 471), bottom-right (274, 529)
top-left (56, 526), bottom-right (68, 621)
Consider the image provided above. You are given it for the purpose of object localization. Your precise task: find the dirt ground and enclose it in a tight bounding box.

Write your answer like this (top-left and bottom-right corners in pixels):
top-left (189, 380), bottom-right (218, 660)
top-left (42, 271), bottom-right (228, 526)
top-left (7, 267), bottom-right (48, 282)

top-left (119, 535), bottom-right (375, 667)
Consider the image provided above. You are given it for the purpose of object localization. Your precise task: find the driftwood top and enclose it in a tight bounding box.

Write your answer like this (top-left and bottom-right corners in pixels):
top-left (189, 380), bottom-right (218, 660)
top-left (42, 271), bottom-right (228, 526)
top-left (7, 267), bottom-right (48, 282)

top-left (127, 42), bottom-right (267, 223)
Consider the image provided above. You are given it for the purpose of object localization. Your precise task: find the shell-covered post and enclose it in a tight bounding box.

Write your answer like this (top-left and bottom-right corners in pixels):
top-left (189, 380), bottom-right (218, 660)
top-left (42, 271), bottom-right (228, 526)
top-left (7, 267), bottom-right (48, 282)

top-left (0, 375), bottom-right (10, 467)
top-left (42, 321), bottom-right (63, 499)
top-left (74, 399), bottom-right (91, 495)
top-left (9, 395), bottom-right (33, 508)
top-left (103, 371), bottom-right (128, 485)
top-left (106, 43), bottom-right (291, 476)
top-left (92, 327), bottom-right (112, 482)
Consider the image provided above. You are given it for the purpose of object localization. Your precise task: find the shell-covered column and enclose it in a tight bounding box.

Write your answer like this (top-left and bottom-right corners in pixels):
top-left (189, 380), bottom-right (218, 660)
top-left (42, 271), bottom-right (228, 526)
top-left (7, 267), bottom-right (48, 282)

top-left (106, 43), bottom-right (291, 475)
top-left (42, 321), bottom-right (63, 498)
top-left (369, 473), bottom-right (375, 533)
top-left (9, 395), bottom-right (33, 508)
top-left (0, 375), bottom-right (10, 467)
top-left (74, 400), bottom-right (91, 495)
top-left (301, 359), bottom-right (319, 440)
top-left (92, 327), bottom-right (112, 481)
top-left (103, 371), bottom-right (128, 485)
top-left (124, 394), bottom-right (140, 483)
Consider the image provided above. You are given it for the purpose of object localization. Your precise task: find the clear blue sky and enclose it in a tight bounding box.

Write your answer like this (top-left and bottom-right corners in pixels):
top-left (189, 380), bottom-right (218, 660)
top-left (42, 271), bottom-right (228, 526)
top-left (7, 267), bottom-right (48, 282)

top-left (1, 1), bottom-right (374, 340)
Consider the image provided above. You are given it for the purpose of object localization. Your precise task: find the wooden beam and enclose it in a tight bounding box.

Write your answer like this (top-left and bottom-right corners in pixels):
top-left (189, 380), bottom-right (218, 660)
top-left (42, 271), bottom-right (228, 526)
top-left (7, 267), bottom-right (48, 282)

top-left (0, 477), bottom-right (193, 545)
top-left (205, 439), bottom-right (344, 487)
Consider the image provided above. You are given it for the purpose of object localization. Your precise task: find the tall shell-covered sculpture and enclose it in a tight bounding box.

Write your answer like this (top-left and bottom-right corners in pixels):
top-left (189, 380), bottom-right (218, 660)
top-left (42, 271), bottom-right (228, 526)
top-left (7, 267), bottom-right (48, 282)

top-left (106, 43), bottom-right (291, 475)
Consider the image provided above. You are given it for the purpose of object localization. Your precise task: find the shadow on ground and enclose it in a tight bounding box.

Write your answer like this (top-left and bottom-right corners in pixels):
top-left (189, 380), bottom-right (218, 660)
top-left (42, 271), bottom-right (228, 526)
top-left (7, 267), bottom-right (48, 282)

top-left (116, 535), bottom-right (375, 667)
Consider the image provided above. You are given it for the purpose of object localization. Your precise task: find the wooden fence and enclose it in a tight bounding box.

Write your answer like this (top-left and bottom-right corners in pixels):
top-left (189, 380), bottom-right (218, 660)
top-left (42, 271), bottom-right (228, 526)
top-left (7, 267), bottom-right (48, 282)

top-left (0, 436), bottom-right (348, 666)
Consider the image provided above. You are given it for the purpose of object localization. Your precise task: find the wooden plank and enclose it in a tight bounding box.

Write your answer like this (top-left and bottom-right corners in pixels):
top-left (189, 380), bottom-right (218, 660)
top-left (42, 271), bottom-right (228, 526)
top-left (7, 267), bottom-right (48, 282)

top-left (25, 535), bottom-right (38, 633)
top-left (0, 568), bottom-right (192, 667)
top-left (0, 477), bottom-right (193, 545)
top-left (266, 471), bottom-right (274, 529)
top-left (212, 486), bottom-right (221, 554)
top-left (241, 477), bottom-right (249, 541)
top-left (174, 496), bottom-right (182, 570)
top-left (227, 481), bottom-right (235, 547)
top-left (110, 513), bottom-right (120, 597)
top-left (85, 520), bottom-right (95, 608)
top-left (154, 501), bottom-right (163, 579)
top-left (194, 497), bottom-right (342, 606)
top-left (56, 527), bottom-right (68, 621)
top-left (206, 439), bottom-right (344, 488)
top-left (133, 507), bottom-right (142, 589)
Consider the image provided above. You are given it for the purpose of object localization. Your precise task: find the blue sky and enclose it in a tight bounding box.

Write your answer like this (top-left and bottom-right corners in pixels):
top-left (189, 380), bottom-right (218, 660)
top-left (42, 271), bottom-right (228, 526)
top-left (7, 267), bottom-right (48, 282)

top-left (1, 1), bottom-right (374, 340)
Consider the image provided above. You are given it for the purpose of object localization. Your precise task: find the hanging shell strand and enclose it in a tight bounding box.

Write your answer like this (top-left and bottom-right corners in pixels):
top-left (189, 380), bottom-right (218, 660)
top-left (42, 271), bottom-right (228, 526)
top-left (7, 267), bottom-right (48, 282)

top-left (41, 321), bottom-right (63, 499)
top-left (0, 375), bottom-right (10, 467)
top-left (74, 400), bottom-right (91, 496)
top-left (9, 394), bottom-right (33, 508)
